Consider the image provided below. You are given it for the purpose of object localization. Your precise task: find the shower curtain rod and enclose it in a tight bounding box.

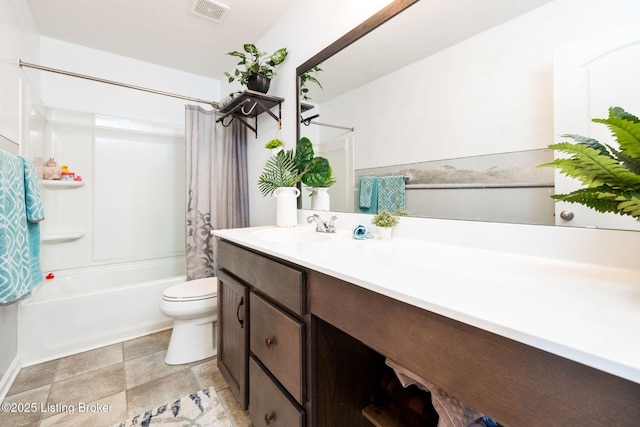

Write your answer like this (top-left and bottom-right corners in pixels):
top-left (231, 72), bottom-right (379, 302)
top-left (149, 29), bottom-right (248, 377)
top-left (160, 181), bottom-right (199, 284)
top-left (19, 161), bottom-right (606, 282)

top-left (301, 114), bottom-right (354, 132)
top-left (19, 60), bottom-right (219, 108)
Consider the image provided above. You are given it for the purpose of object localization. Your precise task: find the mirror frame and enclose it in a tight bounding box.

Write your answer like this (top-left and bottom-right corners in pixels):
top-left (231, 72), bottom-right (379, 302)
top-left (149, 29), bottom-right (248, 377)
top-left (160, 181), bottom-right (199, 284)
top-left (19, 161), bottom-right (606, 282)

top-left (295, 0), bottom-right (419, 144)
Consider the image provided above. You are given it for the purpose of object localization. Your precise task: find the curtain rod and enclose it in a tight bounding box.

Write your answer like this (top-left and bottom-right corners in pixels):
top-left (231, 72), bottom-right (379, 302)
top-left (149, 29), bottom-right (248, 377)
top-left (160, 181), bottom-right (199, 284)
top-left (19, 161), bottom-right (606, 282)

top-left (301, 114), bottom-right (354, 132)
top-left (19, 60), bottom-right (219, 108)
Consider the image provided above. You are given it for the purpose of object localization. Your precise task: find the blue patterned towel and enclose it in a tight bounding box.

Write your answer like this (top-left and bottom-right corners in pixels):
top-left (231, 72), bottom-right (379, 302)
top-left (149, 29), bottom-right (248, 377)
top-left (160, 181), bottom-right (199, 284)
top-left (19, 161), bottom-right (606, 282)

top-left (358, 176), bottom-right (378, 214)
top-left (0, 151), bottom-right (43, 305)
top-left (21, 156), bottom-right (44, 222)
top-left (377, 176), bottom-right (406, 213)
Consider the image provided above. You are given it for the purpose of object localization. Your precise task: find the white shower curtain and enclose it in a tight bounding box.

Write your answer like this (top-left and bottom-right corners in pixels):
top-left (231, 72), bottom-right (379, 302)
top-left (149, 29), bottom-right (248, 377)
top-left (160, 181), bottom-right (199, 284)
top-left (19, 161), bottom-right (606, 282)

top-left (185, 105), bottom-right (249, 280)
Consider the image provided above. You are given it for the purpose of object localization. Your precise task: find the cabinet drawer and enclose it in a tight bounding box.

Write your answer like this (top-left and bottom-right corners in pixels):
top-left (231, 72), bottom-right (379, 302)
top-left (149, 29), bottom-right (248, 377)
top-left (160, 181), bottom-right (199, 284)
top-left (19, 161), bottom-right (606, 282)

top-left (218, 240), bottom-right (305, 315)
top-left (250, 357), bottom-right (305, 427)
top-left (250, 292), bottom-right (304, 404)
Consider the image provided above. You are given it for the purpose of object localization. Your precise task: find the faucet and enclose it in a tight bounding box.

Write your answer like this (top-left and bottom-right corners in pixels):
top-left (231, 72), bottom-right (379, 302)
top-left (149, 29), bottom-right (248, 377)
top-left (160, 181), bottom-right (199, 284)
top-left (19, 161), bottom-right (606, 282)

top-left (306, 214), bottom-right (337, 233)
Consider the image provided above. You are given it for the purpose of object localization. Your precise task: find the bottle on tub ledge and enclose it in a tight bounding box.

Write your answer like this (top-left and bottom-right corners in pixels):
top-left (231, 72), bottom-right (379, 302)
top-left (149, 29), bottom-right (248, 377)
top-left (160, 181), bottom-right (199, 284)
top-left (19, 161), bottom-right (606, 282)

top-left (43, 157), bottom-right (59, 180)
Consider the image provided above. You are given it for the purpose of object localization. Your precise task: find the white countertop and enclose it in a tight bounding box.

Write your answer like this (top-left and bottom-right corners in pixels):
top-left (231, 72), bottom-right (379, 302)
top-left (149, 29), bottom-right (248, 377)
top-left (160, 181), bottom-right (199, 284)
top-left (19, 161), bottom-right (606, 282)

top-left (212, 222), bottom-right (640, 384)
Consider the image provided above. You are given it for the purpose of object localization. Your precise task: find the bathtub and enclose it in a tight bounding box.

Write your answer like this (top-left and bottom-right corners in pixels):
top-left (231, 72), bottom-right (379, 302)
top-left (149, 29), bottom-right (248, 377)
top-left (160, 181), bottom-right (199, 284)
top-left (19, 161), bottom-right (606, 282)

top-left (19, 257), bottom-right (186, 366)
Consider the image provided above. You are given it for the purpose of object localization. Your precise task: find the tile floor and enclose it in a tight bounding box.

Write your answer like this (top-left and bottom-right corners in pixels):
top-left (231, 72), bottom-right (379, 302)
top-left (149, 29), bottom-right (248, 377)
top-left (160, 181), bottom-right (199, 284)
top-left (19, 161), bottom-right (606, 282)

top-left (0, 330), bottom-right (251, 427)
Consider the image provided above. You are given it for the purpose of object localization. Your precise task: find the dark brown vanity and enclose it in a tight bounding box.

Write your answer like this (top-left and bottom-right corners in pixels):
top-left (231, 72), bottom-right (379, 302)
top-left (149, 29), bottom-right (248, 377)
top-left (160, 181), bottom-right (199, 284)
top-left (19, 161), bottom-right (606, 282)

top-left (215, 238), bottom-right (640, 427)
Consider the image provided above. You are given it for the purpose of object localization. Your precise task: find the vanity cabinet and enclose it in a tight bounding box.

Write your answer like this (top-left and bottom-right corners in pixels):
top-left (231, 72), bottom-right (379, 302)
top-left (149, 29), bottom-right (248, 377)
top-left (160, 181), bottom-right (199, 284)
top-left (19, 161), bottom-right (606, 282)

top-left (216, 236), bottom-right (640, 427)
top-left (217, 240), bottom-right (308, 425)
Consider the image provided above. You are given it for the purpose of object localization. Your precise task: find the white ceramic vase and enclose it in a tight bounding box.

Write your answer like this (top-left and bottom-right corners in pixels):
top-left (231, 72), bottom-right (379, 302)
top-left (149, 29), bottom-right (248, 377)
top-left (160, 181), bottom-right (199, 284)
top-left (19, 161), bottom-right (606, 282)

top-left (378, 227), bottom-right (393, 240)
top-left (274, 186), bottom-right (300, 227)
top-left (311, 187), bottom-right (330, 211)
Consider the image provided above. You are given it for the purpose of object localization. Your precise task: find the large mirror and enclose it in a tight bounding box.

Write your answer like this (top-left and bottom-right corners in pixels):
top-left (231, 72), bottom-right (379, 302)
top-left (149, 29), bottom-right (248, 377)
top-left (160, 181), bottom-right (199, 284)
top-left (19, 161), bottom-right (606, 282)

top-left (296, 0), bottom-right (640, 231)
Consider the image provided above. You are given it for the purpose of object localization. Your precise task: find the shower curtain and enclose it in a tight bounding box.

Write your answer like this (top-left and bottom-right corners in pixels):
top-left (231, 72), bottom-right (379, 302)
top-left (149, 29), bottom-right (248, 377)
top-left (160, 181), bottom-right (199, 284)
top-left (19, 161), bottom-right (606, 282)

top-left (185, 105), bottom-right (249, 280)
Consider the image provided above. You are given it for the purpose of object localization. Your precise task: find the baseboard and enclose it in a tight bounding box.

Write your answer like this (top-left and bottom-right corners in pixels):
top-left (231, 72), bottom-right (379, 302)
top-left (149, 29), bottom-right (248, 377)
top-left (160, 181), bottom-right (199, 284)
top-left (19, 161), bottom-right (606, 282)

top-left (0, 356), bottom-right (21, 402)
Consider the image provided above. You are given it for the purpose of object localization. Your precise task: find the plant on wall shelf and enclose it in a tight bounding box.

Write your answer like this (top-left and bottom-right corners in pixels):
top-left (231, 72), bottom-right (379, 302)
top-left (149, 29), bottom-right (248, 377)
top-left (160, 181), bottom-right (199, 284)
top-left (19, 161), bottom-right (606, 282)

top-left (224, 44), bottom-right (288, 93)
top-left (539, 106), bottom-right (640, 221)
top-left (300, 65), bottom-right (323, 101)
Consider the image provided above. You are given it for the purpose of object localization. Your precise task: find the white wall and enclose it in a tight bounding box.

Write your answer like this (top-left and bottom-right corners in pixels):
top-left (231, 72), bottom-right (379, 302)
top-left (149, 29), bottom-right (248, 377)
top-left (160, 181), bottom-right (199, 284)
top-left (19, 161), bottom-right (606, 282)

top-left (0, 0), bottom-right (40, 400)
top-left (39, 37), bottom-right (219, 126)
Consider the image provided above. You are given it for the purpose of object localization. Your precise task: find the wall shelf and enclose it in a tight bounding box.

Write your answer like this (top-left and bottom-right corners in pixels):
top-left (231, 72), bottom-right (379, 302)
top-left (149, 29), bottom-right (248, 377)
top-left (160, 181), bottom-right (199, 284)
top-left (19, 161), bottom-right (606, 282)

top-left (40, 180), bottom-right (85, 188)
top-left (216, 90), bottom-right (284, 138)
top-left (42, 231), bottom-right (85, 243)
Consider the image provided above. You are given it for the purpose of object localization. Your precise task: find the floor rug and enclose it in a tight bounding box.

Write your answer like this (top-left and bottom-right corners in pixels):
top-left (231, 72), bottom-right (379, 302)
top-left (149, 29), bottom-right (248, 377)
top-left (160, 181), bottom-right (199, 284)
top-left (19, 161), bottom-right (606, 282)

top-left (112, 388), bottom-right (232, 427)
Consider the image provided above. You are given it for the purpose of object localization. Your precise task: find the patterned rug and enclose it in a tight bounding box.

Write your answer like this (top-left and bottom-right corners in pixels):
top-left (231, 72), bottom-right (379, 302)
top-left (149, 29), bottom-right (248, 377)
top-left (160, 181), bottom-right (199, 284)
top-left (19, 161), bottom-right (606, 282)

top-left (112, 388), bottom-right (231, 427)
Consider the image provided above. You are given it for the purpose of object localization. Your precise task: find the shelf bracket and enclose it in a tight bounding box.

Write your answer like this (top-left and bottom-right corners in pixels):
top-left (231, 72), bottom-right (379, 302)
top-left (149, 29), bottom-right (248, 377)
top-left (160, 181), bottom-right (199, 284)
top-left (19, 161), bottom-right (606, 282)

top-left (216, 91), bottom-right (283, 138)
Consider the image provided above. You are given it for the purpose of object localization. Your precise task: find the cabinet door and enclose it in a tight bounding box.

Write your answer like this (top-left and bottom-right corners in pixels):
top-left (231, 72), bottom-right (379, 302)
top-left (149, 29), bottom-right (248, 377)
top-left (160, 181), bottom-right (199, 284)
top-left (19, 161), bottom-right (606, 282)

top-left (217, 270), bottom-right (249, 409)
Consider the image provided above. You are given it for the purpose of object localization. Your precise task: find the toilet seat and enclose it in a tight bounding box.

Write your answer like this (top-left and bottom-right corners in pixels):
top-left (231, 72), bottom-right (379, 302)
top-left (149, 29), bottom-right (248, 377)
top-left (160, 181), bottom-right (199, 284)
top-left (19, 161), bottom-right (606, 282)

top-left (163, 278), bottom-right (217, 302)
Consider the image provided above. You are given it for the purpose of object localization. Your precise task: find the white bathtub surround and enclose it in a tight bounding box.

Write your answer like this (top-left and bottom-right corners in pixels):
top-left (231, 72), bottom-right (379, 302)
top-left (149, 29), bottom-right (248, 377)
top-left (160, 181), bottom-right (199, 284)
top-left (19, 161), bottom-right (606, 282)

top-left (212, 210), bottom-right (640, 385)
top-left (18, 256), bottom-right (186, 366)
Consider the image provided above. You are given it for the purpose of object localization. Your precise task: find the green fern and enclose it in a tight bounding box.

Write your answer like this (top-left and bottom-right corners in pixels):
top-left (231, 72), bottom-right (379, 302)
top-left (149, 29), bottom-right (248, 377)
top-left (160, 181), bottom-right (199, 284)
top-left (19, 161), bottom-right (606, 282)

top-left (540, 107), bottom-right (640, 221)
top-left (257, 150), bottom-right (304, 196)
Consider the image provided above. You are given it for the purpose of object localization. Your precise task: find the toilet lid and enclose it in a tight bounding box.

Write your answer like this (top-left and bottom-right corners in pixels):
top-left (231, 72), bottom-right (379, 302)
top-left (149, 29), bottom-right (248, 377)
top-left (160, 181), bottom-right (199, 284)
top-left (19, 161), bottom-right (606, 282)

top-left (163, 277), bottom-right (217, 301)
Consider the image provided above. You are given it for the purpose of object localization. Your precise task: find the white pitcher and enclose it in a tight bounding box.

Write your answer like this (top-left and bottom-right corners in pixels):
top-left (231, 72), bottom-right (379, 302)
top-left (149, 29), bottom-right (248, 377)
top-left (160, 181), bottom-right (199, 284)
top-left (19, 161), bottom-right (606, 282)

top-left (274, 187), bottom-right (301, 227)
top-left (311, 187), bottom-right (330, 211)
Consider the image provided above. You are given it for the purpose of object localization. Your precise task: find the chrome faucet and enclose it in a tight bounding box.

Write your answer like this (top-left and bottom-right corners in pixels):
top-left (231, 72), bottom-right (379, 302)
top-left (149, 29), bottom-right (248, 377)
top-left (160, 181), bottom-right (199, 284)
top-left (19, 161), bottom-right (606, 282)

top-left (306, 214), bottom-right (337, 233)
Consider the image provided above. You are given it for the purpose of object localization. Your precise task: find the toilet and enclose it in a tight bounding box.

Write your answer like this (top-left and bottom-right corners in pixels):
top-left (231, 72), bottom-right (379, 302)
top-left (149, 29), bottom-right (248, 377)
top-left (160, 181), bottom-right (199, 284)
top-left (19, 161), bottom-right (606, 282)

top-left (160, 277), bottom-right (218, 365)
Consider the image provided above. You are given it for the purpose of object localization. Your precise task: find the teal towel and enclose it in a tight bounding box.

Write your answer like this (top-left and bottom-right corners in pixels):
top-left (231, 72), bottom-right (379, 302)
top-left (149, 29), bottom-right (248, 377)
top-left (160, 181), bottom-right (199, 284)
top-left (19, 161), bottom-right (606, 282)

top-left (358, 176), bottom-right (378, 214)
top-left (377, 176), bottom-right (406, 213)
top-left (21, 157), bottom-right (44, 289)
top-left (0, 151), bottom-right (43, 304)
top-left (21, 156), bottom-right (45, 222)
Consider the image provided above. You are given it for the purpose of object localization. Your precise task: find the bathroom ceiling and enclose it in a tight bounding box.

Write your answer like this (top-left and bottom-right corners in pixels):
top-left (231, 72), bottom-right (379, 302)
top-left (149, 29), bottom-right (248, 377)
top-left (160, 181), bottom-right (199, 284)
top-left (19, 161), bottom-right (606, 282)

top-left (25, 0), bottom-right (296, 79)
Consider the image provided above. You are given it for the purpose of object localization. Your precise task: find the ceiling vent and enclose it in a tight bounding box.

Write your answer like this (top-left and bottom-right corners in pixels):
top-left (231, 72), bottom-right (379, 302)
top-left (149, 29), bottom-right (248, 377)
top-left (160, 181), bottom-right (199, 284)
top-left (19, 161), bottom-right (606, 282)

top-left (191, 0), bottom-right (230, 23)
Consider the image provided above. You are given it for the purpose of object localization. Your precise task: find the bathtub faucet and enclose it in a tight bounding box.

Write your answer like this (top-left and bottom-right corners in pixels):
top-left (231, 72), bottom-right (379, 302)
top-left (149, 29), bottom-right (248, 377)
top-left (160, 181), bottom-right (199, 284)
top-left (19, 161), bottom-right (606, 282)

top-left (306, 214), bottom-right (337, 233)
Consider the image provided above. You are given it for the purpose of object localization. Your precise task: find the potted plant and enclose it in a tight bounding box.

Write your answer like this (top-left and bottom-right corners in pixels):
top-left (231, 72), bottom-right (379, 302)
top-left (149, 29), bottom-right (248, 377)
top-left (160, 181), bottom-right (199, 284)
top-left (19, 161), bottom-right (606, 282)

top-left (295, 137), bottom-right (336, 210)
top-left (258, 137), bottom-right (336, 223)
top-left (225, 44), bottom-right (288, 93)
top-left (540, 106), bottom-right (640, 221)
top-left (372, 209), bottom-right (399, 240)
top-left (258, 149), bottom-right (303, 227)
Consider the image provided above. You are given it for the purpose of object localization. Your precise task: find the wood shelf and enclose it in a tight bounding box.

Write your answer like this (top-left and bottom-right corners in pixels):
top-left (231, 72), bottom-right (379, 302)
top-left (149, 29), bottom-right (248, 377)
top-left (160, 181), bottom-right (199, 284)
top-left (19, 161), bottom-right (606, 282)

top-left (216, 90), bottom-right (284, 138)
top-left (362, 405), bottom-right (405, 427)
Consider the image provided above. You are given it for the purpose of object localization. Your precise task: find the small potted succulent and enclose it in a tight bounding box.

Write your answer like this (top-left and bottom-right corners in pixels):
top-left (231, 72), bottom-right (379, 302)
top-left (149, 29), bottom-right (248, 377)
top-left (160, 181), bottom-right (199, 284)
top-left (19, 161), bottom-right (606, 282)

top-left (372, 209), bottom-right (399, 240)
top-left (225, 44), bottom-right (288, 93)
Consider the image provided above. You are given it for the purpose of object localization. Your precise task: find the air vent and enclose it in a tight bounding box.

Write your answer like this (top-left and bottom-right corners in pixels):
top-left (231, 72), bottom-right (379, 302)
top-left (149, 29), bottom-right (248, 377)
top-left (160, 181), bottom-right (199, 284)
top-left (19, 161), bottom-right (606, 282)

top-left (191, 0), bottom-right (230, 23)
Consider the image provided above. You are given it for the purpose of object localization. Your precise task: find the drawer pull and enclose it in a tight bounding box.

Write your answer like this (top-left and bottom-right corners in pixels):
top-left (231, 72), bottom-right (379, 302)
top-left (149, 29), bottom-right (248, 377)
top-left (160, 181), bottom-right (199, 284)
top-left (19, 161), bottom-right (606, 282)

top-left (264, 412), bottom-right (276, 425)
top-left (265, 337), bottom-right (276, 348)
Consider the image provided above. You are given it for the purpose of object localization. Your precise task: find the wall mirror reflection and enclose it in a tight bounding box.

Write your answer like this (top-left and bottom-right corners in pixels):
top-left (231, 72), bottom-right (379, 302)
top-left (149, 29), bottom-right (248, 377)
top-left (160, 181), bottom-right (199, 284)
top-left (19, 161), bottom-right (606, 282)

top-left (297, 0), bottom-right (640, 231)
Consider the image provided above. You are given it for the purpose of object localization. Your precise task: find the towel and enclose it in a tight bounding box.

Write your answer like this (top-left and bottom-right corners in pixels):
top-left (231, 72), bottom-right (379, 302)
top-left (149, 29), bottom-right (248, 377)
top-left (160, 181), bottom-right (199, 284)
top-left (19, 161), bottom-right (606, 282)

top-left (377, 176), bottom-right (406, 213)
top-left (21, 156), bottom-right (45, 222)
top-left (0, 151), bottom-right (44, 305)
top-left (386, 359), bottom-right (484, 427)
top-left (358, 176), bottom-right (378, 214)
top-left (352, 224), bottom-right (373, 240)
top-left (21, 157), bottom-right (44, 289)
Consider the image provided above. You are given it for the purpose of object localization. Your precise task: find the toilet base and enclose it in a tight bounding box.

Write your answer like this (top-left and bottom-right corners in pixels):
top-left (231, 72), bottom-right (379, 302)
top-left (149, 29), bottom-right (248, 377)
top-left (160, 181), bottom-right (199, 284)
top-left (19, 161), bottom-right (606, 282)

top-left (164, 314), bottom-right (217, 365)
